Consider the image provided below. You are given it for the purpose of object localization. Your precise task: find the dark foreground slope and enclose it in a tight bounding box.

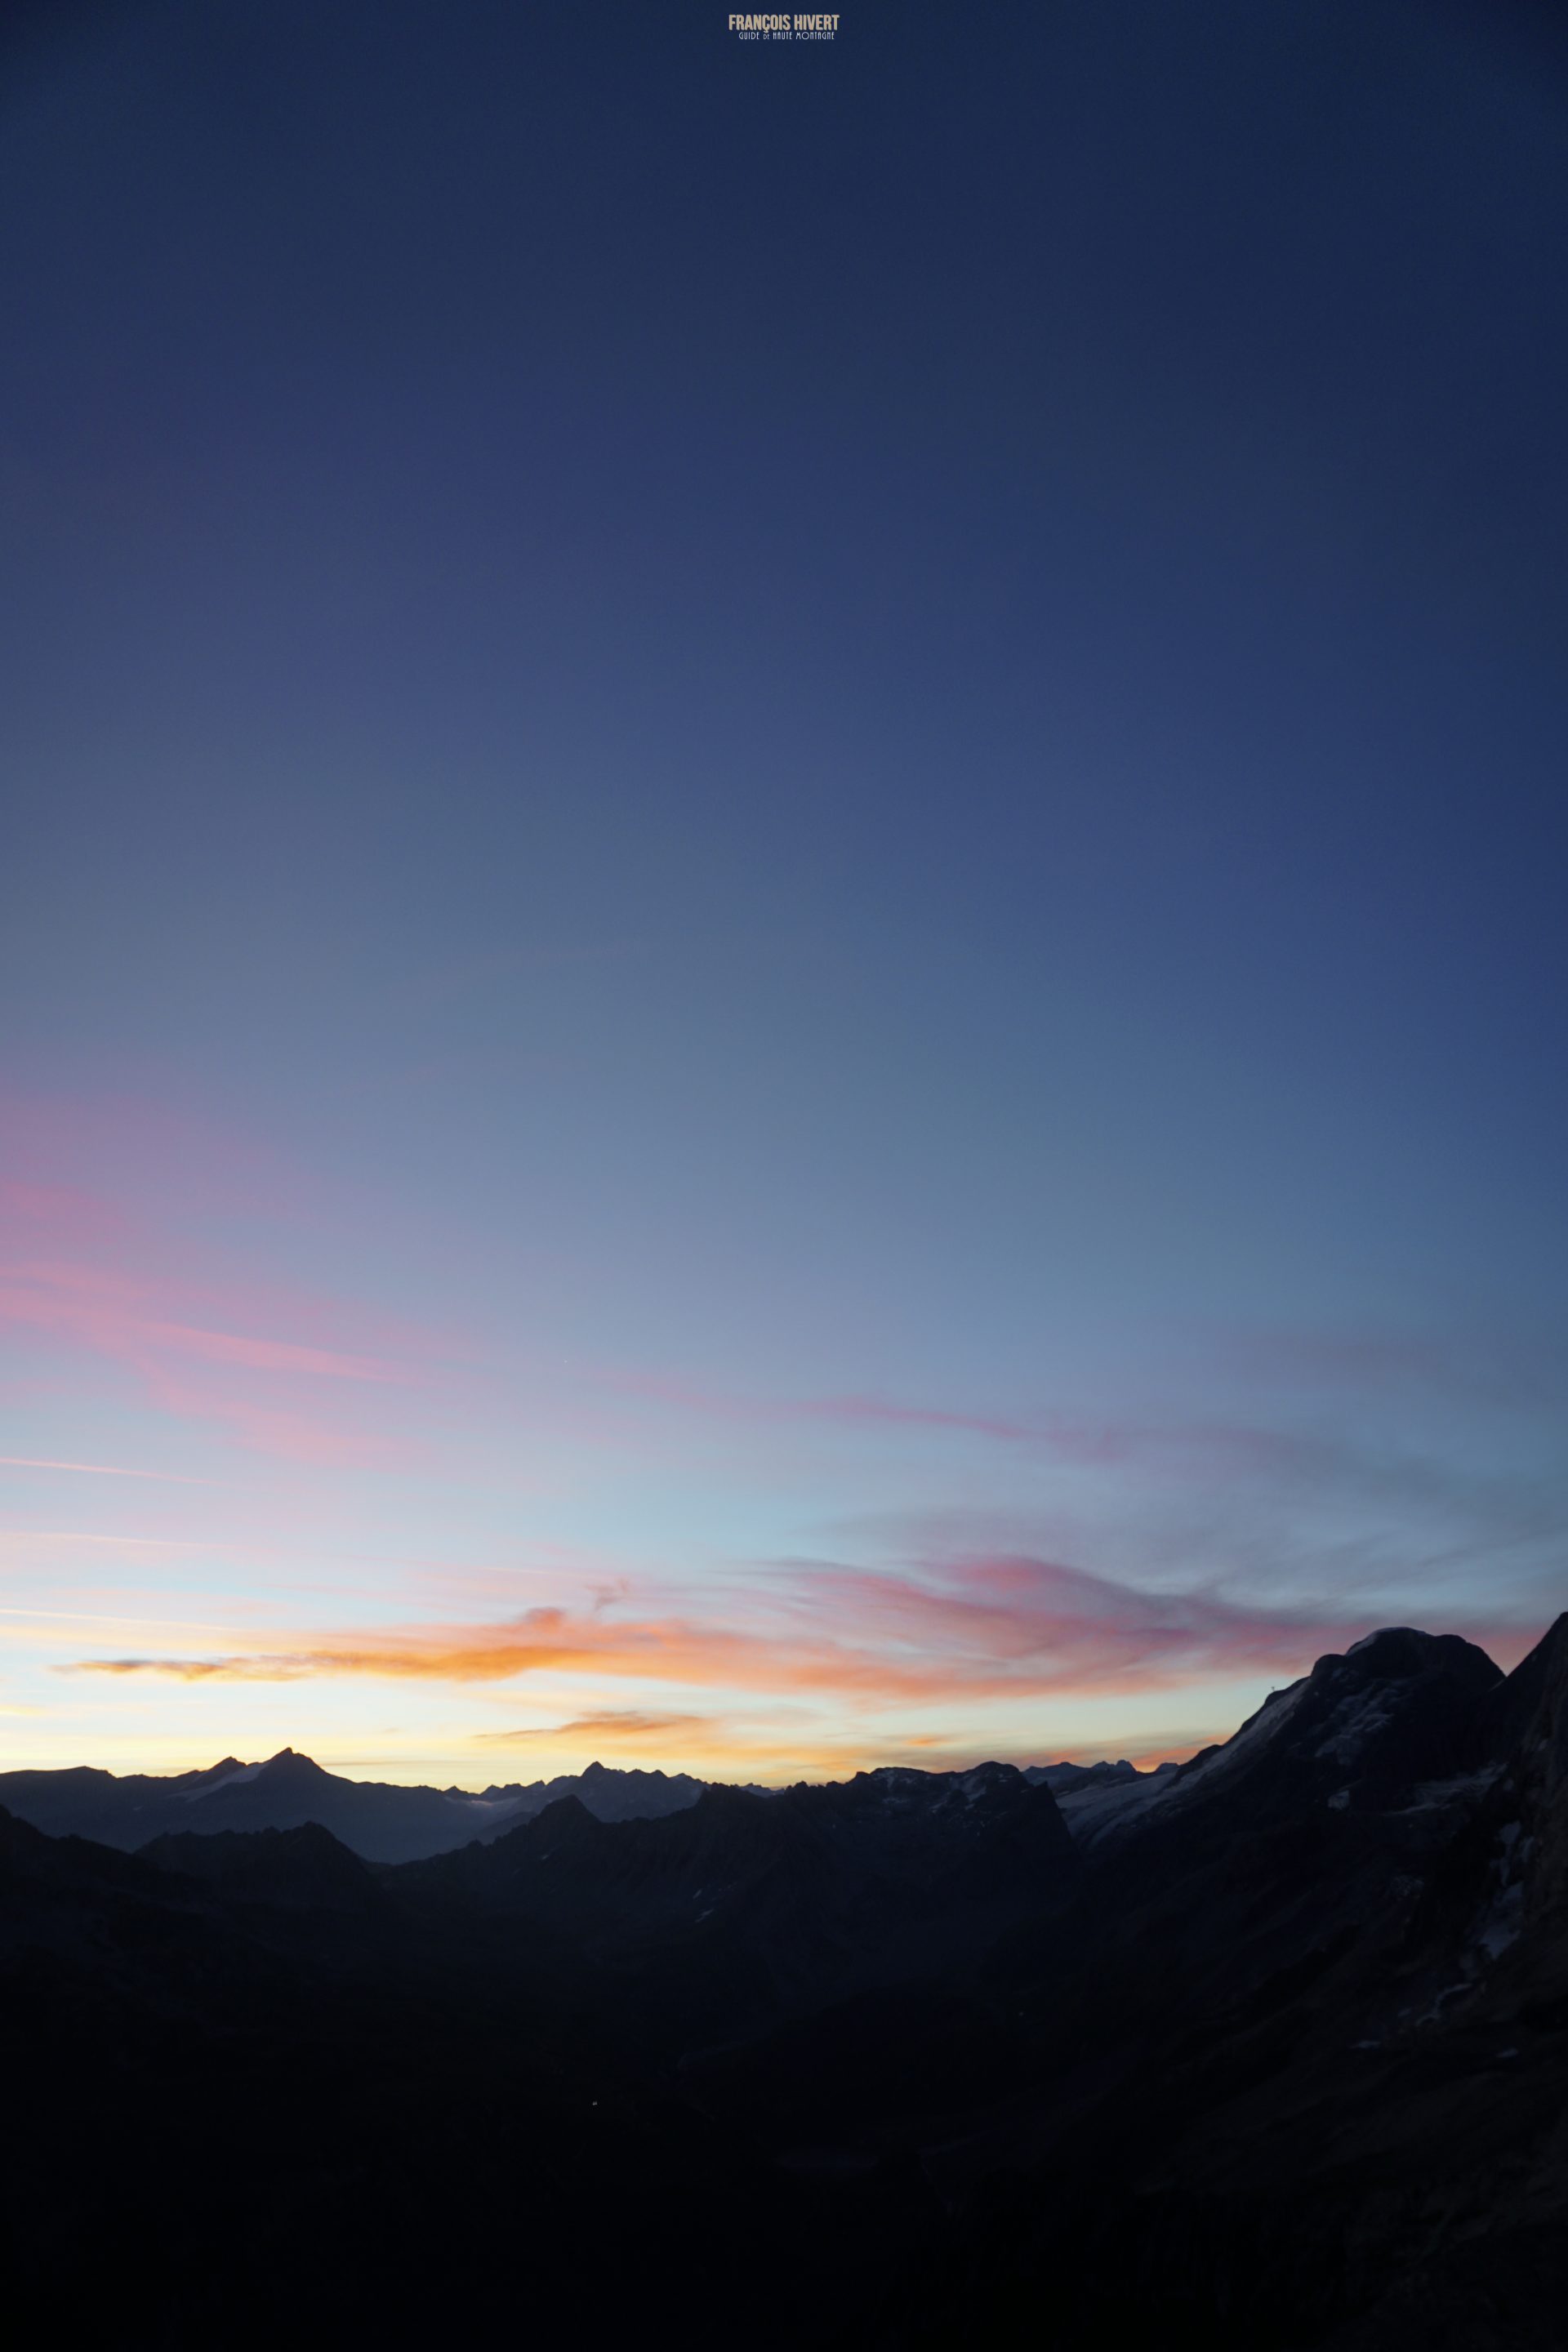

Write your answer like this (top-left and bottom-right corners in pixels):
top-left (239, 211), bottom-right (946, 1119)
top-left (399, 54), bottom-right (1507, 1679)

top-left (869, 1621), bottom-right (1568, 2350)
top-left (0, 1762), bottom-right (1067, 2350)
top-left (2, 1621), bottom-right (1565, 2350)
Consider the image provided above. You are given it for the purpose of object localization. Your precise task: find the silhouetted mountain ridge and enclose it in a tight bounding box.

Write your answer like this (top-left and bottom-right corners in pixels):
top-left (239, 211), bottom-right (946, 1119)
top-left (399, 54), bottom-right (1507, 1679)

top-left (0, 1742), bottom-right (1143, 1863)
top-left (0, 1747), bottom-right (715, 1862)
top-left (4, 1618), bottom-right (1566, 2350)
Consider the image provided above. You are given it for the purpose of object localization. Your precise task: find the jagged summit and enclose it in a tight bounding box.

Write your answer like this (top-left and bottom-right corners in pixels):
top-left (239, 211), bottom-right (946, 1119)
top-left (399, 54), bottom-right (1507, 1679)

top-left (1056, 1624), bottom-right (1506, 1850)
top-left (1204, 1622), bottom-right (1503, 1793)
top-left (255, 1747), bottom-right (334, 1779)
top-left (1478, 1607), bottom-right (1568, 1763)
top-left (143, 1820), bottom-right (379, 1912)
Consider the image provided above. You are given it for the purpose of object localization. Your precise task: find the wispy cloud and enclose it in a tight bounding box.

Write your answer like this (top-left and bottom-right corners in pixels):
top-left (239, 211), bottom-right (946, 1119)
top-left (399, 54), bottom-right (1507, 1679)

top-left (474, 1709), bottom-right (714, 1745)
top-left (604, 1367), bottom-right (1321, 1468)
top-left (610, 1371), bottom-right (1049, 1446)
top-left (0, 1109), bottom-right (455, 1463)
top-left (66, 1552), bottom-right (1491, 1705)
top-left (0, 1456), bottom-right (216, 1486)
top-left (0, 1258), bottom-right (412, 1384)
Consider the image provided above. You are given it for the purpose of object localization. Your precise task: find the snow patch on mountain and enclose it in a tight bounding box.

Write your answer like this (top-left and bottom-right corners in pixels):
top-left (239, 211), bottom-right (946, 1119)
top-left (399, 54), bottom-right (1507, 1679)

top-left (1312, 1683), bottom-right (1400, 1767)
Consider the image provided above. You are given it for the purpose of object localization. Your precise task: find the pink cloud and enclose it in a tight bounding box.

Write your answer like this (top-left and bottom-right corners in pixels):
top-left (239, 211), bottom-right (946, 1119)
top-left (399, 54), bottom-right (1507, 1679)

top-left (133, 1366), bottom-right (415, 1467)
top-left (784, 1555), bottom-right (1348, 1686)
top-left (0, 1180), bottom-right (135, 1246)
top-left (65, 1555), bottom-right (1538, 1708)
top-left (0, 1456), bottom-right (216, 1485)
top-left (0, 1098), bottom-right (451, 1463)
top-left (136, 1320), bottom-right (407, 1383)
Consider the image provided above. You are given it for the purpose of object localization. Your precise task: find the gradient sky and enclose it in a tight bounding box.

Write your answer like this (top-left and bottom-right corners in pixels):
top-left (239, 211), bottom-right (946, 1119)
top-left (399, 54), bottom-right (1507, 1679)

top-left (2, 0), bottom-right (1566, 1786)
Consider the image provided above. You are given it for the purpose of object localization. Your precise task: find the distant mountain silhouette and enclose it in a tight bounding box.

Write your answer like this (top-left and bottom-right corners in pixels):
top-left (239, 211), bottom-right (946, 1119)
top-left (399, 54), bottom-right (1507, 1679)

top-left (1024, 1755), bottom-right (1148, 1793)
top-left (3, 1619), bottom-right (1566, 2350)
top-left (142, 1820), bottom-right (385, 1913)
top-left (0, 1747), bottom-right (710, 1862)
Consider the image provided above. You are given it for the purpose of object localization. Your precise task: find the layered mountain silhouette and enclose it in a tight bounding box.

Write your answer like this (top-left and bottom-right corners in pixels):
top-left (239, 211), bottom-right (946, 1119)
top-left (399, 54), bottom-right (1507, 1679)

top-left (3, 1618), bottom-right (1565, 2350)
top-left (0, 1748), bottom-right (708, 1861)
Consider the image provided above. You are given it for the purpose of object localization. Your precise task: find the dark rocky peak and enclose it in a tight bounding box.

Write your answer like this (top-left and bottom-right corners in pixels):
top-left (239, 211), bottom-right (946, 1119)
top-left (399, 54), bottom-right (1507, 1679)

top-left (564, 1760), bottom-right (704, 1822)
top-left (955, 1761), bottom-right (1024, 1798)
top-left (826, 1762), bottom-right (1028, 1816)
top-left (841, 1767), bottom-right (932, 1806)
top-left (141, 1822), bottom-right (378, 1911)
top-left (1471, 1613), bottom-right (1568, 1924)
top-left (1382, 1615), bottom-right (1568, 1986)
top-left (1026, 1758), bottom-right (1143, 1795)
top-left (1477, 1610), bottom-right (1568, 1771)
top-left (1326, 1624), bottom-right (1499, 1694)
top-left (669, 1781), bottom-right (782, 1860)
top-left (0, 1763), bottom-right (112, 1797)
top-left (771, 1764), bottom-right (1072, 1881)
top-left (255, 1748), bottom-right (334, 1782)
top-left (510, 1792), bottom-right (605, 1852)
top-left (1053, 1628), bottom-right (1507, 1854)
top-left (425, 1793), bottom-right (611, 1894)
top-left (1171, 1625), bottom-right (1502, 1815)
top-left (0, 1804), bottom-right (170, 1901)
top-left (0, 1802), bottom-right (69, 1871)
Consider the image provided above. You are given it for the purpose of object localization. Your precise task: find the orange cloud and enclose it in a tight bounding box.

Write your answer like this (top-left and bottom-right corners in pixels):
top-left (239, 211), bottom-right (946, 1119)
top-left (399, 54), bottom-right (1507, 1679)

top-left (475, 1710), bottom-right (715, 1745)
top-left (64, 1557), bottom-right (1447, 1708)
top-left (466, 1708), bottom-right (1010, 1782)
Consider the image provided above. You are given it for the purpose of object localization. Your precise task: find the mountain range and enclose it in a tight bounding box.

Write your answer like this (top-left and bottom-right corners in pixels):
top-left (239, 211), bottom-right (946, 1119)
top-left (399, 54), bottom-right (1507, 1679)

top-left (0, 1746), bottom-right (1150, 1864)
top-left (3, 1616), bottom-right (1564, 2349)
top-left (0, 1748), bottom-right (713, 1861)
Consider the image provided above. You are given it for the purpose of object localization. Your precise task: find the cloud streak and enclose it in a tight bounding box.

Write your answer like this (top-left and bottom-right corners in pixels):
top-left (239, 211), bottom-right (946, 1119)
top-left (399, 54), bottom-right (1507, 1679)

top-left (68, 1552), bottom-right (1524, 1708)
top-left (603, 1367), bottom-right (1352, 1478)
top-left (474, 1709), bottom-right (714, 1745)
top-left (0, 1124), bottom-right (452, 1462)
top-left (0, 1456), bottom-right (216, 1485)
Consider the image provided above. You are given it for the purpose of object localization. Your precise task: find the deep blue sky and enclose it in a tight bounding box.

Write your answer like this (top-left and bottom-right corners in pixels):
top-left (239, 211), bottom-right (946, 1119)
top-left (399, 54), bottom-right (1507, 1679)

top-left (2, 0), bottom-right (1565, 1781)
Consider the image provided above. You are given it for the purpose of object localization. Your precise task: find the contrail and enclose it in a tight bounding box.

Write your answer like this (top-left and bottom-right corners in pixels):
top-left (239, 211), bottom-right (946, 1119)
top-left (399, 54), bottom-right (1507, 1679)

top-left (0, 1456), bottom-right (216, 1486)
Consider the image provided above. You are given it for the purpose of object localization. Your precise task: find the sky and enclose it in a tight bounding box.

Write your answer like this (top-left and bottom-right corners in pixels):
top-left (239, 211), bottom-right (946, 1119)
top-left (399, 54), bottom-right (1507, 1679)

top-left (2, 0), bottom-right (1566, 1787)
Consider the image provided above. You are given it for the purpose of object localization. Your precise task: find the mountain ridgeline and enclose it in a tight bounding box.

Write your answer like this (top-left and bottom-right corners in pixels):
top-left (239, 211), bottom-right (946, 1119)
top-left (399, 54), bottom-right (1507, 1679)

top-left (4, 1619), bottom-right (1566, 2350)
top-left (0, 1749), bottom-right (711, 1861)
